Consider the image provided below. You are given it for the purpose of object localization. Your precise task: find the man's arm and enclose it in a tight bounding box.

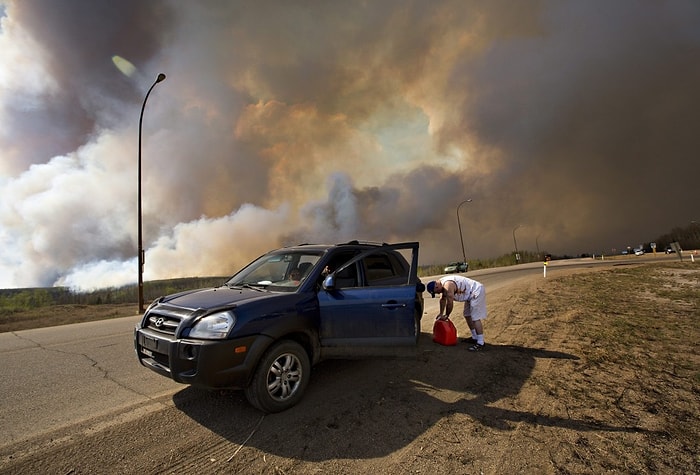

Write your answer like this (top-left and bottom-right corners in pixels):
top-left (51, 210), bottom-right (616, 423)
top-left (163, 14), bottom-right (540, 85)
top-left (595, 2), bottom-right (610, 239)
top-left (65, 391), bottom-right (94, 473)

top-left (441, 282), bottom-right (455, 317)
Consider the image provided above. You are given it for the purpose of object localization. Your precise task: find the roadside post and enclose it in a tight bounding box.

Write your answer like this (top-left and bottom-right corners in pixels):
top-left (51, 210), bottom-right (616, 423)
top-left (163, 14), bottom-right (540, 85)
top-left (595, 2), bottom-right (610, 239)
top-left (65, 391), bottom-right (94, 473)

top-left (543, 259), bottom-right (547, 278)
top-left (670, 242), bottom-right (683, 262)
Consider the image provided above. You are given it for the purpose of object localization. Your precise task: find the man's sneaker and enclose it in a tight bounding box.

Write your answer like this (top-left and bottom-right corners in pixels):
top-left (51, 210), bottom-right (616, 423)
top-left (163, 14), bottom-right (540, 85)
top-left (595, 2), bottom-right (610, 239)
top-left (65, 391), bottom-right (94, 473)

top-left (461, 337), bottom-right (477, 344)
top-left (468, 343), bottom-right (485, 352)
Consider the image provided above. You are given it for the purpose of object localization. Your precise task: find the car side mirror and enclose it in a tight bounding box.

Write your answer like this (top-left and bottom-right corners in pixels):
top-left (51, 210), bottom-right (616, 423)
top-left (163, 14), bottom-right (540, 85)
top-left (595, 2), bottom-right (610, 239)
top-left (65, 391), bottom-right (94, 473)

top-left (322, 274), bottom-right (335, 290)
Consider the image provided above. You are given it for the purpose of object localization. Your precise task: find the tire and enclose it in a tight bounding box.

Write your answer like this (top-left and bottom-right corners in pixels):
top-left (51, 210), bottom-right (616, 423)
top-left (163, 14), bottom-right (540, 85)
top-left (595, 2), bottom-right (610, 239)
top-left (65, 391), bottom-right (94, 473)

top-left (244, 340), bottom-right (311, 413)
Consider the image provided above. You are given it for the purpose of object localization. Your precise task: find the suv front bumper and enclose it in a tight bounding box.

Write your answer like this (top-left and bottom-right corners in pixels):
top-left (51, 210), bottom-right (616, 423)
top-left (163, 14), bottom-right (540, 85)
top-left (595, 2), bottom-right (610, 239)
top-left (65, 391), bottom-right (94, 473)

top-left (134, 327), bottom-right (273, 389)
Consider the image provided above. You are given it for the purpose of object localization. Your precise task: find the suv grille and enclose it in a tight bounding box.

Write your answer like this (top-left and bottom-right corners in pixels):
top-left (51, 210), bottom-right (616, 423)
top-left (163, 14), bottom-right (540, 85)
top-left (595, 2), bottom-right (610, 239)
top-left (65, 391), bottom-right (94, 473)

top-left (144, 312), bottom-right (181, 335)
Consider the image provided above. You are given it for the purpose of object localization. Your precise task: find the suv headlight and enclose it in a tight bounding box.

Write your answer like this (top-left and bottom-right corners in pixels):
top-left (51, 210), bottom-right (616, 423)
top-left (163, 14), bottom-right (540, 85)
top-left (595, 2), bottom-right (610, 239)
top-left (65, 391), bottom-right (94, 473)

top-left (188, 311), bottom-right (236, 339)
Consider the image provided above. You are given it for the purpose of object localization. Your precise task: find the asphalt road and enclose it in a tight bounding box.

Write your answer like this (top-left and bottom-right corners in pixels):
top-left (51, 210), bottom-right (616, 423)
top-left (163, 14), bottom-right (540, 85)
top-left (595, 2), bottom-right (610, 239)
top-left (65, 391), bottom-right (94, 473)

top-left (0, 254), bottom-right (677, 448)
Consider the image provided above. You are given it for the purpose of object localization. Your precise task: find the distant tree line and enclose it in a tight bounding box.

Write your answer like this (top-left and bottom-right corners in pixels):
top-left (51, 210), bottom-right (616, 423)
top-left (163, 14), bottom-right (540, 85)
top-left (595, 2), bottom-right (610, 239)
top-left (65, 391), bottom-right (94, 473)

top-left (4, 223), bottom-right (698, 313)
top-left (652, 222), bottom-right (700, 252)
top-left (0, 277), bottom-right (227, 313)
top-left (0, 252), bottom-right (593, 313)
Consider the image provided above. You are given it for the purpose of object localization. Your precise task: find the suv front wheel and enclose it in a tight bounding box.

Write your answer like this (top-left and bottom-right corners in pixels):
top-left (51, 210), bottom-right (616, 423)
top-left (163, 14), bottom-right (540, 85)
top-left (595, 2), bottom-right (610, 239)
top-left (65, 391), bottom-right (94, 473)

top-left (244, 340), bottom-right (311, 413)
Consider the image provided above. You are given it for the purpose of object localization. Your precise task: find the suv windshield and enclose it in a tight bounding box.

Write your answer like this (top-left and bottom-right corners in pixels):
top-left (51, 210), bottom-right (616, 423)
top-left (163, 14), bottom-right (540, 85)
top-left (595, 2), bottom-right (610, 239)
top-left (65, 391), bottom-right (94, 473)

top-left (225, 251), bottom-right (322, 291)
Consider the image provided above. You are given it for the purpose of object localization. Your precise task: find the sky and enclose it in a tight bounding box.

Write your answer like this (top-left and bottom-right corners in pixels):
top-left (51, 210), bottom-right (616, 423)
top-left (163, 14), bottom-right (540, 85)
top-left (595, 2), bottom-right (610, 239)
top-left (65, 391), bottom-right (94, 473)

top-left (1, 0), bottom-right (699, 290)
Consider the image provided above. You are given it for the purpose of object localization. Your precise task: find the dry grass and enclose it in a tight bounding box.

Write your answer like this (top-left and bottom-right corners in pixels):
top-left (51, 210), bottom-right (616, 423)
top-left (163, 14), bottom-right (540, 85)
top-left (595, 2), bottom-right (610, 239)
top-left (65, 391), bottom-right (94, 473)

top-left (0, 303), bottom-right (139, 333)
top-left (500, 262), bottom-right (700, 472)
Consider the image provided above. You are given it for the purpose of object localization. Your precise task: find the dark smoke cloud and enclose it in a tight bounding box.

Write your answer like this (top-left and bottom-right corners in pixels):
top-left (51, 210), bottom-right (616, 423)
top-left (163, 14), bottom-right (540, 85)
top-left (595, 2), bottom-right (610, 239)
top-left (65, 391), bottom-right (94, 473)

top-left (1, 0), bottom-right (699, 289)
top-left (1, 0), bottom-right (171, 171)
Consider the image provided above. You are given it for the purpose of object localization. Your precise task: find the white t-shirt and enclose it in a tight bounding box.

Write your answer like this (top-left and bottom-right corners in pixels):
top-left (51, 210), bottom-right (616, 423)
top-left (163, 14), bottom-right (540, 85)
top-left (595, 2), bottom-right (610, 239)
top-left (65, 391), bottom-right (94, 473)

top-left (439, 275), bottom-right (482, 302)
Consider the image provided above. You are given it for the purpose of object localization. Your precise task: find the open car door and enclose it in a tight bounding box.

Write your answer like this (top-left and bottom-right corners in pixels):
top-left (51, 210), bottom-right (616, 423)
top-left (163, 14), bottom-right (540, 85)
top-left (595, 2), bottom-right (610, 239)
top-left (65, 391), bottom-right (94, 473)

top-left (317, 242), bottom-right (422, 357)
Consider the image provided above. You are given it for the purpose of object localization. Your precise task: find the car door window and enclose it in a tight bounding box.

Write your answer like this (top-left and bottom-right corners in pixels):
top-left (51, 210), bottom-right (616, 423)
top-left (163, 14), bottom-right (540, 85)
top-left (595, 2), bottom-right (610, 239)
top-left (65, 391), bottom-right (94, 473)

top-left (319, 251), bottom-right (359, 288)
top-left (335, 263), bottom-right (359, 288)
top-left (363, 253), bottom-right (403, 286)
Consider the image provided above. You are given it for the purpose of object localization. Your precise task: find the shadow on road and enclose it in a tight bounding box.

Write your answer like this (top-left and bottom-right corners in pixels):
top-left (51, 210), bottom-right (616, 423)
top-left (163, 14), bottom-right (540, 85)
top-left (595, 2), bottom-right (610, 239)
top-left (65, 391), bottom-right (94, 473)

top-left (172, 334), bottom-right (652, 461)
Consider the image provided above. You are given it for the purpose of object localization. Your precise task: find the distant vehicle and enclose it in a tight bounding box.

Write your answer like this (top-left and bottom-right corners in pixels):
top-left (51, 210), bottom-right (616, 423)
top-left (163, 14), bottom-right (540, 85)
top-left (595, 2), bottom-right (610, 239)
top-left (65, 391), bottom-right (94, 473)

top-left (634, 247), bottom-right (644, 256)
top-left (444, 261), bottom-right (468, 273)
top-left (666, 242), bottom-right (682, 254)
top-left (134, 240), bottom-right (424, 413)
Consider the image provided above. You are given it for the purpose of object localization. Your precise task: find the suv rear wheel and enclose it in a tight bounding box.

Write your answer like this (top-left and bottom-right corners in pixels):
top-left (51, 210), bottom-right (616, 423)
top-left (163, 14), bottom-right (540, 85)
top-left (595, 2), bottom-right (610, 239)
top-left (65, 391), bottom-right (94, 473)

top-left (244, 340), bottom-right (311, 413)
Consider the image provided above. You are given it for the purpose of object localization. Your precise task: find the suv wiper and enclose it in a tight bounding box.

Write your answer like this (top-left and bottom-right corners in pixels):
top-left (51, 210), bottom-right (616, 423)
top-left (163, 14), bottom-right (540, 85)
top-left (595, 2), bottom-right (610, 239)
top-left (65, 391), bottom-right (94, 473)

top-left (241, 283), bottom-right (265, 292)
top-left (224, 282), bottom-right (266, 292)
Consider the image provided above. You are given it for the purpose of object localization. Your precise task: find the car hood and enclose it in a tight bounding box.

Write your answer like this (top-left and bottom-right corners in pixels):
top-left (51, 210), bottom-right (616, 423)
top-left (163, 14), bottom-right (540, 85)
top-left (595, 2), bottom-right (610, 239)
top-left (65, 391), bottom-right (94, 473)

top-left (159, 286), bottom-right (271, 311)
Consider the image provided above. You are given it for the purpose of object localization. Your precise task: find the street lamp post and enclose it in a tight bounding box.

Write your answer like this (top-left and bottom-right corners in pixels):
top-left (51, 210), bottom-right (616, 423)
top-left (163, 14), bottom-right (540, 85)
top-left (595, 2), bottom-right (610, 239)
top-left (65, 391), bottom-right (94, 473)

top-left (138, 73), bottom-right (166, 313)
top-left (513, 224), bottom-right (522, 265)
top-left (456, 199), bottom-right (473, 265)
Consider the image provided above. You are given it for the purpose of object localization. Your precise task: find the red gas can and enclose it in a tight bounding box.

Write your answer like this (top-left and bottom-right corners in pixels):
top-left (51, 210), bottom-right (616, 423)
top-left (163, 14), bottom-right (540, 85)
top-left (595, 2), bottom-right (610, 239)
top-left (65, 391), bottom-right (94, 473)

top-left (432, 319), bottom-right (457, 346)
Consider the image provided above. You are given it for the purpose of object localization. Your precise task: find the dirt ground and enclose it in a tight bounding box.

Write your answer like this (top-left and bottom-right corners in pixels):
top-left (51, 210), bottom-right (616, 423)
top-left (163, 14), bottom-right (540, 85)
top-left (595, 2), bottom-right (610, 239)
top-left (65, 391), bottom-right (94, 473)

top-left (2, 262), bottom-right (698, 474)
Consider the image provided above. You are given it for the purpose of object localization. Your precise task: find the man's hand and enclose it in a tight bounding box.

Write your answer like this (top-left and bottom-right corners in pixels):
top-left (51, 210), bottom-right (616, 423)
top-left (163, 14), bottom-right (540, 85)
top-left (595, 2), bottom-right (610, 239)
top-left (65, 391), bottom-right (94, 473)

top-left (435, 314), bottom-right (449, 321)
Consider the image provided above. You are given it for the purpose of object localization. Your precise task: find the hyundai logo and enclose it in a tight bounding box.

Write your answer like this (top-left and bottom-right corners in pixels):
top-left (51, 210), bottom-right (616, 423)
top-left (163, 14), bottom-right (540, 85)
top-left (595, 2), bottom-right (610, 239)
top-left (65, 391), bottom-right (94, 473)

top-left (155, 318), bottom-right (165, 328)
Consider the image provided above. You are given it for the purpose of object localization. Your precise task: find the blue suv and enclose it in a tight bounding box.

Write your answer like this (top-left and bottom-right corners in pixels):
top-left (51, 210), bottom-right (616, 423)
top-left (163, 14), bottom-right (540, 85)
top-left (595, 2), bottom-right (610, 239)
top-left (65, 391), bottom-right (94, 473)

top-left (134, 241), bottom-right (424, 412)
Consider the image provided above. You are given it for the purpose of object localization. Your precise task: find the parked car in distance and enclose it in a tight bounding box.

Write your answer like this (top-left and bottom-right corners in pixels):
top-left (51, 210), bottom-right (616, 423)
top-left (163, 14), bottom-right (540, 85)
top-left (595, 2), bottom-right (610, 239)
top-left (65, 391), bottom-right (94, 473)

top-left (134, 240), bottom-right (424, 413)
top-left (444, 261), bottom-right (468, 273)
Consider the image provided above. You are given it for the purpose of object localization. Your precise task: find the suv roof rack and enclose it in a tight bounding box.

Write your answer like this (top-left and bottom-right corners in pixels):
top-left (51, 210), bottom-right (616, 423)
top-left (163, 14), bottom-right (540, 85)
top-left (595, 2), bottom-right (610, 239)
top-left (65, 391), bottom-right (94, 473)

top-left (339, 240), bottom-right (388, 246)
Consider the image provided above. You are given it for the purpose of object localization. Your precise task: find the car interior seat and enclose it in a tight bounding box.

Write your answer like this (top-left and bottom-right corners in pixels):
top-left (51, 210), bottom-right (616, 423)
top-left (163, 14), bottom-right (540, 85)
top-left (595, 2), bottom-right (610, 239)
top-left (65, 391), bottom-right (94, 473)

top-left (335, 264), bottom-right (358, 287)
top-left (297, 262), bottom-right (313, 277)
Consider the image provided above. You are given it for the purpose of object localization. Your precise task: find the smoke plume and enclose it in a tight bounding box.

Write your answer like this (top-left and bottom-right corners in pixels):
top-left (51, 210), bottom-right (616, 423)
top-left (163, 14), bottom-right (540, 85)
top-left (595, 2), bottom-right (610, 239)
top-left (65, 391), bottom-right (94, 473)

top-left (1, 0), bottom-right (699, 289)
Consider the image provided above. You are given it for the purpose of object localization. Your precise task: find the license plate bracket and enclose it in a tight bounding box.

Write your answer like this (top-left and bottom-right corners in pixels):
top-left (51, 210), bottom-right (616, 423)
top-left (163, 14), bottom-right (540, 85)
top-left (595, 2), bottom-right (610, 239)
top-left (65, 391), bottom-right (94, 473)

top-left (140, 334), bottom-right (160, 352)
